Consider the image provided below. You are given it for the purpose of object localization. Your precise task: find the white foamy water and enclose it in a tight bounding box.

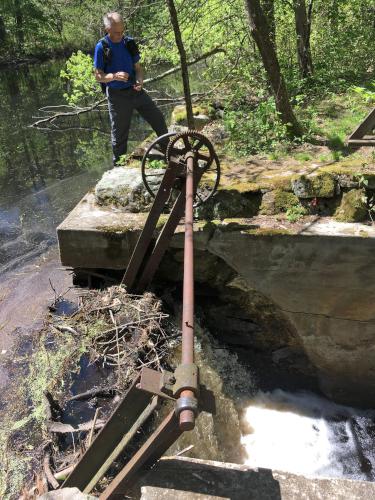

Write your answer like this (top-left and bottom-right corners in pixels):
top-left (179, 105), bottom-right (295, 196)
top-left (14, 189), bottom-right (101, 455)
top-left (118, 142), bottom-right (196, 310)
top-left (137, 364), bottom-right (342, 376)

top-left (241, 390), bottom-right (375, 481)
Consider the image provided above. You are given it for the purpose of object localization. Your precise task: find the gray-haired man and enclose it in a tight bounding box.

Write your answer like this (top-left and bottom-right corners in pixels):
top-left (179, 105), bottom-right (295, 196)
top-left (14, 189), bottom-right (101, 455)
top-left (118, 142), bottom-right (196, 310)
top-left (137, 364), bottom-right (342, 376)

top-left (94, 12), bottom-right (168, 165)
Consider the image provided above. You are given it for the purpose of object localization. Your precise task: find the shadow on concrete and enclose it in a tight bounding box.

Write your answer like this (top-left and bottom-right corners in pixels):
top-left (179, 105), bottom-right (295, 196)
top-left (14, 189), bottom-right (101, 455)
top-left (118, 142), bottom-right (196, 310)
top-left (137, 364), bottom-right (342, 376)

top-left (134, 458), bottom-right (282, 499)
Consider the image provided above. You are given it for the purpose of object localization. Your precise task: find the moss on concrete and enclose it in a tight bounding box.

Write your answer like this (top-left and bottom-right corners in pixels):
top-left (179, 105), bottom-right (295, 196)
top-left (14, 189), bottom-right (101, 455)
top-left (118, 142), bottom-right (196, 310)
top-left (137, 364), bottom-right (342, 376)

top-left (334, 189), bottom-right (368, 222)
top-left (155, 214), bottom-right (169, 229)
top-left (260, 175), bottom-right (294, 192)
top-left (220, 181), bottom-right (261, 194)
top-left (96, 217), bottom-right (146, 234)
top-left (260, 189), bottom-right (300, 215)
top-left (243, 227), bottom-right (291, 236)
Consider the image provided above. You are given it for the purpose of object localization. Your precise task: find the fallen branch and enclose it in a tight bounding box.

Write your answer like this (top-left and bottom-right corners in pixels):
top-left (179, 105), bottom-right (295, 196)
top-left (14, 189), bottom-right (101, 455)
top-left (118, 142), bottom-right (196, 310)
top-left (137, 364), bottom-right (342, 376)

top-left (53, 324), bottom-right (80, 336)
top-left (54, 465), bottom-right (75, 482)
top-left (48, 419), bottom-right (105, 434)
top-left (68, 387), bottom-right (116, 402)
top-left (29, 46), bottom-right (224, 129)
top-left (145, 46), bottom-right (225, 85)
top-left (43, 448), bottom-right (59, 490)
top-left (30, 98), bottom-right (107, 128)
top-left (88, 408), bottom-right (101, 447)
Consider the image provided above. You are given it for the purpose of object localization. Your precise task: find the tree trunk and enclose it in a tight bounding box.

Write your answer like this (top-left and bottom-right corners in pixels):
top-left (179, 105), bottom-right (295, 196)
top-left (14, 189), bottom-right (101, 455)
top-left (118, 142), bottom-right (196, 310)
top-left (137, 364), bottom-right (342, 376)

top-left (14, 0), bottom-right (25, 50)
top-left (262, 0), bottom-right (275, 46)
top-left (166, 0), bottom-right (194, 129)
top-left (294, 0), bottom-right (314, 78)
top-left (0, 16), bottom-right (6, 44)
top-left (244, 0), bottom-right (302, 136)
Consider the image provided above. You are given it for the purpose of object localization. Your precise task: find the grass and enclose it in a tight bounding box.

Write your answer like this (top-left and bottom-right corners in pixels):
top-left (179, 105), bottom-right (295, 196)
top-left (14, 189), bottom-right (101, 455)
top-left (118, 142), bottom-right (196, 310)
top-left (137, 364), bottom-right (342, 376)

top-left (313, 91), bottom-right (371, 154)
top-left (0, 326), bottom-right (87, 498)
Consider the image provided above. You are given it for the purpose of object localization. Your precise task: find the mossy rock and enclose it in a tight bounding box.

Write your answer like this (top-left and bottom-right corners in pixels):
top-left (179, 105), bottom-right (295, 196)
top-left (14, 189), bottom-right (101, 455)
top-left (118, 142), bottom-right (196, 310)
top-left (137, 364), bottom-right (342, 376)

top-left (244, 227), bottom-right (291, 236)
top-left (291, 172), bottom-right (337, 198)
top-left (319, 162), bottom-right (375, 189)
top-left (260, 189), bottom-right (299, 215)
top-left (171, 104), bottom-right (211, 127)
top-left (196, 190), bottom-right (261, 220)
top-left (334, 189), bottom-right (368, 222)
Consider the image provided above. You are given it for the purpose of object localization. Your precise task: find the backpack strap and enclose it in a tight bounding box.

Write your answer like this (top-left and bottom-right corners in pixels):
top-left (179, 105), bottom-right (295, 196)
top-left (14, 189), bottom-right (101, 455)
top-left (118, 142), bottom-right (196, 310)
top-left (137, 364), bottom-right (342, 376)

top-left (100, 37), bottom-right (112, 69)
top-left (124, 36), bottom-right (140, 59)
top-left (99, 37), bottom-right (111, 94)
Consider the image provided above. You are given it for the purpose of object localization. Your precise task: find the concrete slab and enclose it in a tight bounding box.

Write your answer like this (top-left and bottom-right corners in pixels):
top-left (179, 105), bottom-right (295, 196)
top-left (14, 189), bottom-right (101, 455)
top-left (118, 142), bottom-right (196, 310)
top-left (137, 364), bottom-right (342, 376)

top-left (138, 456), bottom-right (375, 500)
top-left (57, 193), bottom-right (147, 269)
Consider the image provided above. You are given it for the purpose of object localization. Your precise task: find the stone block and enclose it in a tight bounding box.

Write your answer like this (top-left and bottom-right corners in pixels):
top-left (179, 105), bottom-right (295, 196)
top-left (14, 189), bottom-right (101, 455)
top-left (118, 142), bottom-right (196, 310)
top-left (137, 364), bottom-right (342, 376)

top-left (57, 193), bottom-right (145, 269)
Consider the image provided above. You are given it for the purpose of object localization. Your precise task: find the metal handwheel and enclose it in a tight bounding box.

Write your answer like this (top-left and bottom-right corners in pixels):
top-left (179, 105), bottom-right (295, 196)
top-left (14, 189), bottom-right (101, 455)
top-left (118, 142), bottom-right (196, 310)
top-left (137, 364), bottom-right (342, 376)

top-left (141, 130), bottom-right (220, 207)
top-left (141, 131), bottom-right (177, 199)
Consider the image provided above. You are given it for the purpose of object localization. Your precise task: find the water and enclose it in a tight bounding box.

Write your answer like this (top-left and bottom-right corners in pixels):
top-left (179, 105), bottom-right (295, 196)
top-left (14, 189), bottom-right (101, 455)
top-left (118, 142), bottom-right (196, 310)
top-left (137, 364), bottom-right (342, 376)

top-left (0, 59), bottom-right (171, 276)
top-left (241, 390), bottom-right (375, 481)
top-left (187, 329), bottom-right (375, 481)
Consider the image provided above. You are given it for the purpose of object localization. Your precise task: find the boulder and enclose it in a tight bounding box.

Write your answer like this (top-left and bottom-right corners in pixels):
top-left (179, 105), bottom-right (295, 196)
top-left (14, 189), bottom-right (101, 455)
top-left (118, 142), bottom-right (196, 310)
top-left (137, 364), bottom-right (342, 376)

top-left (260, 189), bottom-right (300, 215)
top-left (334, 189), bottom-right (368, 222)
top-left (196, 190), bottom-right (261, 220)
top-left (291, 172), bottom-right (338, 198)
top-left (39, 488), bottom-right (96, 500)
top-left (95, 167), bottom-right (153, 212)
top-left (171, 104), bottom-right (211, 130)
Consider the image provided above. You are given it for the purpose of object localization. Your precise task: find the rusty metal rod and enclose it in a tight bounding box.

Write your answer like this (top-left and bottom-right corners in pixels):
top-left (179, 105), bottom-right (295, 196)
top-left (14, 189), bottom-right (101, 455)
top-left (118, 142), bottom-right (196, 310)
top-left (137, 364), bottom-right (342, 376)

top-left (179, 153), bottom-right (196, 431)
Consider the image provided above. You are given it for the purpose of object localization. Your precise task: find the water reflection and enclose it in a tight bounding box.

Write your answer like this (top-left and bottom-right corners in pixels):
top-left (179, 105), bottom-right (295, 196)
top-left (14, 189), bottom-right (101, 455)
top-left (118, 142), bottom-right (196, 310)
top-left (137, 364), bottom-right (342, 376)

top-left (0, 60), bottom-right (168, 276)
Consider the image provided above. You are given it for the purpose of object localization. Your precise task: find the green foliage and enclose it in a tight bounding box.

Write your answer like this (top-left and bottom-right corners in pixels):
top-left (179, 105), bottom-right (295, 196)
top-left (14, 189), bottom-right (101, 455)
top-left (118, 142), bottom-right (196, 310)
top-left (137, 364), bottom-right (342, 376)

top-left (350, 81), bottom-right (375, 103)
top-left (2, 0), bottom-right (375, 157)
top-left (286, 204), bottom-right (308, 222)
top-left (223, 98), bottom-right (290, 155)
top-left (357, 174), bottom-right (375, 221)
top-left (60, 51), bottom-right (100, 105)
top-left (147, 159), bottom-right (166, 169)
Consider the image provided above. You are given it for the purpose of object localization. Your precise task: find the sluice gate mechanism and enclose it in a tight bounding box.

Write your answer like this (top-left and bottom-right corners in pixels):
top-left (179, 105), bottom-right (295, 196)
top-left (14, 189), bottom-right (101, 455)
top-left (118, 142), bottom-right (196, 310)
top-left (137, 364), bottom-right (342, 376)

top-left (62, 131), bottom-right (220, 498)
top-left (348, 107), bottom-right (375, 146)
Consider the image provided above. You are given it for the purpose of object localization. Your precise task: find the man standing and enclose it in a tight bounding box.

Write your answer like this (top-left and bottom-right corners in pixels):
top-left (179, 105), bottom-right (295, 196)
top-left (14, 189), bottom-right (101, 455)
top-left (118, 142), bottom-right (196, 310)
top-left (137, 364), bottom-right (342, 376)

top-left (94, 12), bottom-right (168, 165)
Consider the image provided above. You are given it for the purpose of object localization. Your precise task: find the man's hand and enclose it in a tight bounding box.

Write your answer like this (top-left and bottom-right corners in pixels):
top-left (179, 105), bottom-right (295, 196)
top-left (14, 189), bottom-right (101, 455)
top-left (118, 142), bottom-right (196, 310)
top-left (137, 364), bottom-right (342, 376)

top-left (114, 71), bottom-right (129, 81)
top-left (133, 82), bottom-right (143, 91)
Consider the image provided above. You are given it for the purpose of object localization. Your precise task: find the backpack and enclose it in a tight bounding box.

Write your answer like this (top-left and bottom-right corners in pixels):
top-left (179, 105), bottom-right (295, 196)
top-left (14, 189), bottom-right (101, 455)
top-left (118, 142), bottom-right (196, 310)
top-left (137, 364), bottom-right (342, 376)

top-left (99, 36), bottom-right (140, 94)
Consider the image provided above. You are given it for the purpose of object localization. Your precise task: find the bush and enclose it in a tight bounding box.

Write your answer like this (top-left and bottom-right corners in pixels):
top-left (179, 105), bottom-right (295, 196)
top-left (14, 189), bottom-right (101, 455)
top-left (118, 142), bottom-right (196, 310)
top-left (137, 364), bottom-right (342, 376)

top-left (60, 51), bottom-right (101, 106)
top-left (223, 98), bottom-right (290, 155)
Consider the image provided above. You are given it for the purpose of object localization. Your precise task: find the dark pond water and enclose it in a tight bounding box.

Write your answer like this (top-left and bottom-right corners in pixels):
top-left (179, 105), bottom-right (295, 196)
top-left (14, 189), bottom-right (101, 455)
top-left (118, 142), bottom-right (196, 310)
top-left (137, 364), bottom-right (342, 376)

top-left (0, 59), bottom-right (174, 276)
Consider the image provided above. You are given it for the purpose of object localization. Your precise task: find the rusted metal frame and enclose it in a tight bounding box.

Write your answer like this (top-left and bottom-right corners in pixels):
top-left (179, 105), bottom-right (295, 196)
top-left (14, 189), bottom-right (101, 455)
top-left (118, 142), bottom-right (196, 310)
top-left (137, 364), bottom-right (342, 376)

top-left (99, 410), bottom-right (183, 499)
top-left (136, 157), bottom-right (205, 293)
top-left (138, 367), bottom-right (176, 400)
top-left (62, 375), bottom-right (154, 492)
top-left (122, 162), bottom-right (183, 291)
top-left (83, 396), bottom-right (159, 493)
top-left (135, 191), bottom-right (185, 292)
top-left (177, 152), bottom-right (198, 431)
top-left (348, 107), bottom-right (375, 143)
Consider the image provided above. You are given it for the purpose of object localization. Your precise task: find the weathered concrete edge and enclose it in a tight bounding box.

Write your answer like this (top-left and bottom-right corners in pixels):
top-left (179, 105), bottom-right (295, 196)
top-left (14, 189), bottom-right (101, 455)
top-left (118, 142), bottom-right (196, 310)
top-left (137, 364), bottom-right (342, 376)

top-left (138, 456), bottom-right (375, 500)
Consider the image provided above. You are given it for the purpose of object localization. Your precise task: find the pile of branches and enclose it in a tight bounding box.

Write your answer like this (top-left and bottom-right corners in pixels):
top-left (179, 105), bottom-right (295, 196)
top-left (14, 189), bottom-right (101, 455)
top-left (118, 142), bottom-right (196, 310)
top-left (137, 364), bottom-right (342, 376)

top-left (59, 285), bottom-right (179, 390)
top-left (18, 286), bottom-right (180, 497)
